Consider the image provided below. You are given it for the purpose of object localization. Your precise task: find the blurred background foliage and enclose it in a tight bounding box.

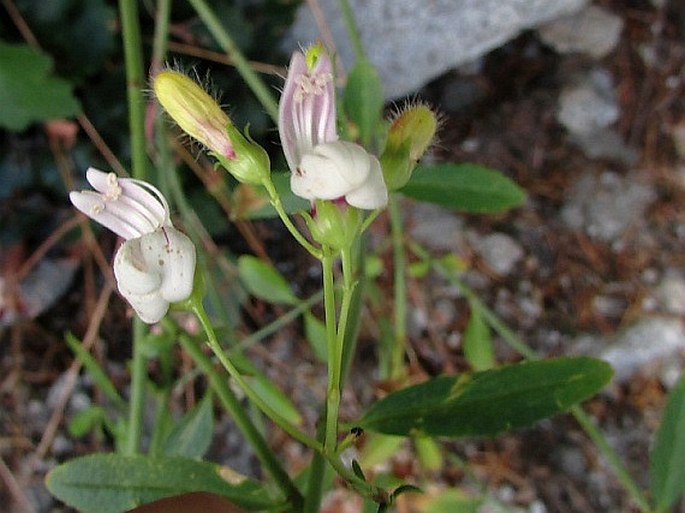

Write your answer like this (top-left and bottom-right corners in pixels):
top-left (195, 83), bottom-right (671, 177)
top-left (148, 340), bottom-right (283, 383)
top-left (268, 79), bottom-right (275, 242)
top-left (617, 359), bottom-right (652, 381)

top-left (0, 0), bottom-right (300, 245)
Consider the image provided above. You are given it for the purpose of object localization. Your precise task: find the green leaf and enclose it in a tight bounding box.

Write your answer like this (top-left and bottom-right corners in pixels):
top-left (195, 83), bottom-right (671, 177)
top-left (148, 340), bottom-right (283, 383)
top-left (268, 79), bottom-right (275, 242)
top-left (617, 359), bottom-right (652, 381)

top-left (463, 307), bottom-right (495, 371)
top-left (0, 42), bottom-right (81, 131)
top-left (162, 394), bottom-right (214, 459)
top-left (237, 255), bottom-right (298, 305)
top-left (359, 357), bottom-right (612, 437)
top-left (421, 489), bottom-right (481, 513)
top-left (244, 375), bottom-right (303, 426)
top-left (45, 454), bottom-right (277, 513)
top-left (650, 373), bottom-right (685, 512)
top-left (68, 406), bottom-right (105, 438)
top-left (65, 332), bottom-right (124, 408)
top-left (401, 163), bottom-right (526, 213)
top-left (304, 312), bottom-right (328, 361)
top-left (413, 436), bottom-right (443, 471)
top-left (343, 58), bottom-right (384, 146)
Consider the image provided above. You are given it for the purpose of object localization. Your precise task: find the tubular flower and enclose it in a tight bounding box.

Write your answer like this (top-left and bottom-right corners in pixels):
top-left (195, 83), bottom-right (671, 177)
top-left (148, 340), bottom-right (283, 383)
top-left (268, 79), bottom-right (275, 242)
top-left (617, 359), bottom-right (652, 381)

top-left (279, 47), bottom-right (387, 209)
top-left (70, 167), bottom-right (196, 323)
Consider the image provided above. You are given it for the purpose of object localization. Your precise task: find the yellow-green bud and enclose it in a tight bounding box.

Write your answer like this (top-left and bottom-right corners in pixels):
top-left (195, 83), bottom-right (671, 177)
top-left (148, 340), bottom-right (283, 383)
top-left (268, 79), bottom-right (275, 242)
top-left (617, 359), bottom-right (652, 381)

top-left (213, 124), bottom-right (271, 185)
top-left (380, 103), bottom-right (438, 190)
top-left (153, 70), bottom-right (234, 158)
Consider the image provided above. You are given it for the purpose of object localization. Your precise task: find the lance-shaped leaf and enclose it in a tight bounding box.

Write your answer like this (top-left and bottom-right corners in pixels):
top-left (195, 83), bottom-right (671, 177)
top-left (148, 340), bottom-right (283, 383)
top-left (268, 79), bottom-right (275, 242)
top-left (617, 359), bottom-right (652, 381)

top-left (45, 454), bottom-right (278, 513)
top-left (649, 373), bottom-right (685, 513)
top-left (401, 163), bottom-right (525, 213)
top-left (359, 357), bottom-right (612, 438)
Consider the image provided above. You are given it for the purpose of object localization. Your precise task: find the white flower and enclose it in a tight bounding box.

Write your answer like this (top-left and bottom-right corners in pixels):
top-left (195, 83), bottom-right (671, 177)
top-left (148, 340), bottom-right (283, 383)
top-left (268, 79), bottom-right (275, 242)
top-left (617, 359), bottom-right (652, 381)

top-left (293, 141), bottom-right (387, 210)
top-left (278, 48), bottom-right (388, 209)
top-left (70, 168), bottom-right (196, 323)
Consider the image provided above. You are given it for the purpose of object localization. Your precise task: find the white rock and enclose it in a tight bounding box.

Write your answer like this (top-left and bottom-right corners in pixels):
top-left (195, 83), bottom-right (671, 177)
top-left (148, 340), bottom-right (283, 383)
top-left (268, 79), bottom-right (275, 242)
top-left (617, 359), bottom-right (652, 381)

top-left (561, 171), bottom-right (655, 243)
top-left (655, 269), bottom-right (685, 315)
top-left (538, 5), bottom-right (623, 58)
top-left (558, 71), bottom-right (619, 136)
top-left (285, 0), bottom-right (588, 99)
top-left (598, 317), bottom-right (685, 381)
top-left (474, 232), bottom-right (524, 276)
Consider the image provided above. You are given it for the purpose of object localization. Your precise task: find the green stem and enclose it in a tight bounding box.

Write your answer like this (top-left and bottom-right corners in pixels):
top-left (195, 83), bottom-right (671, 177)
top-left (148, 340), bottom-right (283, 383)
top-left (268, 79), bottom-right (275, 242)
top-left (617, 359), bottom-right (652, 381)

top-left (186, 0), bottom-right (279, 122)
top-left (263, 178), bottom-right (322, 259)
top-left (303, 424), bottom-right (327, 513)
top-left (571, 405), bottom-right (653, 513)
top-left (322, 251), bottom-right (340, 453)
top-left (337, 0), bottom-right (365, 60)
top-left (191, 299), bottom-right (321, 451)
top-left (124, 318), bottom-right (146, 455)
top-left (238, 291), bottom-right (324, 351)
top-left (118, 0), bottom-right (148, 180)
top-left (119, 0), bottom-right (149, 455)
top-left (389, 193), bottom-right (407, 380)
top-left (438, 266), bottom-right (652, 512)
top-left (436, 264), bottom-right (536, 360)
top-left (177, 328), bottom-right (303, 510)
top-left (151, 0), bottom-right (172, 71)
top-left (336, 246), bottom-right (356, 382)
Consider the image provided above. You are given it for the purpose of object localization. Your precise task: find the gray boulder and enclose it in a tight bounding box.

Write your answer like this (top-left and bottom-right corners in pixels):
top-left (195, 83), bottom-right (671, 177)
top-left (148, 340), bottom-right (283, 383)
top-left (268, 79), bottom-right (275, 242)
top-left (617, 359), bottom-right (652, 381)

top-left (285, 0), bottom-right (588, 98)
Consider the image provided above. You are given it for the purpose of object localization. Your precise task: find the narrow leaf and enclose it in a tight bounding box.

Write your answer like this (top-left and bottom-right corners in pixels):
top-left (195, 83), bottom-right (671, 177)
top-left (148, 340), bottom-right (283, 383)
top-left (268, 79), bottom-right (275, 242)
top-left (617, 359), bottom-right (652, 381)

top-left (65, 332), bottom-right (124, 407)
top-left (650, 373), bottom-right (685, 512)
top-left (238, 255), bottom-right (298, 305)
top-left (463, 308), bottom-right (495, 371)
top-left (343, 58), bottom-right (384, 146)
top-left (359, 357), bottom-right (612, 437)
top-left (162, 394), bottom-right (214, 459)
top-left (45, 454), bottom-right (276, 513)
top-left (401, 163), bottom-right (526, 213)
top-left (304, 312), bottom-right (328, 361)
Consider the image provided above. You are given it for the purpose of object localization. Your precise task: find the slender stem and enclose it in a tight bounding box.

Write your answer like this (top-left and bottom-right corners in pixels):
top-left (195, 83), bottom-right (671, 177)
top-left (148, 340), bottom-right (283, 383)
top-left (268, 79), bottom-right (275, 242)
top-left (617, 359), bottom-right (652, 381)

top-left (337, 0), bottom-right (365, 60)
top-left (436, 265), bottom-right (537, 361)
top-left (186, 0), bottom-right (279, 122)
top-left (303, 424), bottom-right (327, 513)
top-left (237, 291), bottom-right (324, 351)
top-left (571, 405), bottom-right (653, 512)
top-left (124, 318), bottom-right (146, 455)
top-left (119, 0), bottom-right (149, 455)
top-left (191, 299), bottom-right (321, 451)
top-left (263, 178), bottom-right (322, 259)
top-left (151, 0), bottom-right (172, 72)
top-left (322, 251), bottom-right (340, 453)
top-left (177, 328), bottom-right (304, 510)
top-left (118, 0), bottom-right (148, 180)
top-left (389, 193), bottom-right (407, 380)
top-left (337, 246), bottom-right (356, 379)
top-left (437, 265), bottom-right (652, 512)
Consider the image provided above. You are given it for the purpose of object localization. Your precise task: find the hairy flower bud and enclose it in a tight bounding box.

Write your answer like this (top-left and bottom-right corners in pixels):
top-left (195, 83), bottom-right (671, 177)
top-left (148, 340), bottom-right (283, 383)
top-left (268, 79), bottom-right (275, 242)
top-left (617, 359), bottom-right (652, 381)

top-left (153, 70), bottom-right (234, 158)
top-left (381, 103), bottom-right (438, 190)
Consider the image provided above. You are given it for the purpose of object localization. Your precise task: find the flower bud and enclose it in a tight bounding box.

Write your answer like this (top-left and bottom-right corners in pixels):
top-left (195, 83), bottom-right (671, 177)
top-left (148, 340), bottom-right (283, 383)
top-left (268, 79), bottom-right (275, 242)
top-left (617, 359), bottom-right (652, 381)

top-left (381, 103), bottom-right (438, 190)
top-left (153, 70), bottom-right (235, 158)
top-left (213, 124), bottom-right (271, 185)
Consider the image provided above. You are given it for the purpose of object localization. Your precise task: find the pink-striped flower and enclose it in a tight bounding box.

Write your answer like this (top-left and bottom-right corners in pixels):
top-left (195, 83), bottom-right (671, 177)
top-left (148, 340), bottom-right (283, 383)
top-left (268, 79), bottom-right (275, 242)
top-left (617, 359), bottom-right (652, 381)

top-left (278, 47), bottom-right (387, 210)
top-left (70, 168), bottom-right (196, 323)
